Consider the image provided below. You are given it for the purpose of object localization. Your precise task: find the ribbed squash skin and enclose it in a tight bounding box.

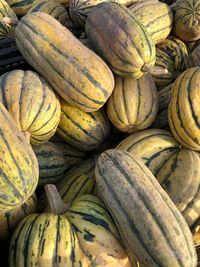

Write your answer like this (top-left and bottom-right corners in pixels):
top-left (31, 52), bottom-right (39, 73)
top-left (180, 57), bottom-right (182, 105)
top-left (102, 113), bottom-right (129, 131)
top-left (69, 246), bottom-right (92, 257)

top-left (0, 103), bottom-right (39, 212)
top-left (168, 67), bottom-right (200, 150)
top-left (187, 44), bottom-right (200, 68)
top-left (107, 74), bottom-right (158, 133)
top-left (66, 194), bottom-right (132, 267)
top-left (15, 12), bottom-right (114, 112)
top-left (69, 0), bottom-right (137, 27)
top-left (33, 142), bottom-right (67, 186)
top-left (129, 1), bottom-right (173, 44)
top-left (0, 70), bottom-right (61, 145)
top-left (117, 129), bottom-right (180, 176)
top-left (156, 148), bottom-right (200, 228)
top-left (0, 193), bottom-right (37, 240)
top-left (174, 0), bottom-right (200, 42)
top-left (0, 0), bottom-right (17, 40)
top-left (85, 2), bottom-right (156, 79)
top-left (27, 0), bottom-right (71, 26)
top-left (9, 213), bottom-right (89, 267)
top-left (7, 0), bottom-right (37, 15)
top-left (57, 99), bottom-right (111, 151)
top-left (95, 149), bottom-right (197, 267)
top-left (55, 0), bottom-right (69, 6)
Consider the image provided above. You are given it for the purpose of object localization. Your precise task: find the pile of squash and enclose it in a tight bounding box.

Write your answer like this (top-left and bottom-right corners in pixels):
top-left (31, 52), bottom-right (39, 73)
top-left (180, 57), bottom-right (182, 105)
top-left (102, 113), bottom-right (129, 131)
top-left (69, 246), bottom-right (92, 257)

top-left (1, 0), bottom-right (200, 266)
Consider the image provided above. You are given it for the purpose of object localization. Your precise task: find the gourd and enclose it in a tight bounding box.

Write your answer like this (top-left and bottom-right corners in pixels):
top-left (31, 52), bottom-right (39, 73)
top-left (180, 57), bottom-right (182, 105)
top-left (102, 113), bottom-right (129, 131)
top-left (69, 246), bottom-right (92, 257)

top-left (6, 0), bottom-right (37, 15)
top-left (0, 70), bottom-right (61, 145)
top-left (14, 12), bottom-right (115, 112)
top-left (187, 44), bottom-right (200, 68)
top-left (0, 102), bottom-right (39, 212)
top-left (95, 149), bottom-right (197, 267)
top-left (107, 74), bottom-right (158, 133)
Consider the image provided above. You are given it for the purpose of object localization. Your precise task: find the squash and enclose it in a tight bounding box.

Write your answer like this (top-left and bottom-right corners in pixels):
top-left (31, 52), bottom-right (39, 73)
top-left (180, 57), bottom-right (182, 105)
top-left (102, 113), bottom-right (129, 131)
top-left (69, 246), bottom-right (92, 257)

top-left (0, 193), bottom-right (37, 240)
top-left (0, 102), bottom-right (39, 212)
top-left (85, 2), bottom-right (167, 79)
top-left (0, 70), bottom-right (61, 145)
top-left (173, 0), bottom-right (200, 42)
top-left (129, 0), bottom-right (173, 44)
top-left (6, 0), bottom-right (37, 15)
top-left (168, 67), bottom-right (200, 150)
top-left (32, 142), bottom-right (67, 187)
top-left (57, 98), bottom-right (111, 151)
top-left (95, 149), bottom-right (197, 267)
top-left (0, 0), bottom-right (17, 40)
top-left (107, 74), bottom-right (158, 133)
top-left (14, 12), bottom-right (115, 112)
top-left (187, 44), bottom-right (200, 68)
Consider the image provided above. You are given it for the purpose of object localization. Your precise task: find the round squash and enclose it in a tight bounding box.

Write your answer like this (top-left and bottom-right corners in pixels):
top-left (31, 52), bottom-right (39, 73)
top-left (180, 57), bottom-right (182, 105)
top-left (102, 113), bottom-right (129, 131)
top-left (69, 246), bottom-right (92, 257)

top-left (6, 0), bottom-right (37, 15)
top-left (168, 67), bottom-right (200, 150)
top-left (0, 102), bottom-right (39, 212)
top-left (107, 74), bottom-right (158, 133)
top-left (187, 44), bottom-right (200, 68)
top-left (14, 12), bottom-right (115, 112)
top-left (0, 70), bottom-right (61, 145)
top-left (57, 99), bottom-right (111, 151)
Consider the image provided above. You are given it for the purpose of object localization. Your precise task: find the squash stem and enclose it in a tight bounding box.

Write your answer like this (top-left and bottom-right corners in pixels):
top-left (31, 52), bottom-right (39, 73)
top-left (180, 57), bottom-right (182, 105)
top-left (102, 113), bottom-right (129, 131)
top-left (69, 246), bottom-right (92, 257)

top-left (142, 64), bottom-right (168, 76)
top-left (3, 17), bottom-right (19, 27)
top-left (44, 184), bottom-right (70, 215)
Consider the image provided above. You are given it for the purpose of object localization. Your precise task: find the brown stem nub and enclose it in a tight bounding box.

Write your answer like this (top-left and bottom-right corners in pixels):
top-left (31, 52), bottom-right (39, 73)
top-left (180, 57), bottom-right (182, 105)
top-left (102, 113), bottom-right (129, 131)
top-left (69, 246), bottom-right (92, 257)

top-left (3, 17), bottom-right (19, 27)
top-left (44, 184), bottom-right (70, 215)
top-left (142, 64), bottom-right (168, 76)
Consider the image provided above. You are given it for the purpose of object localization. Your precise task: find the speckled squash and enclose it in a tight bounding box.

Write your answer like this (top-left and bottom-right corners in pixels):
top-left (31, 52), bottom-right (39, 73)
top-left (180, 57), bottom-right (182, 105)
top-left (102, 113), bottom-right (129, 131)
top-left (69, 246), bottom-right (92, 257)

top-left (129, 0), bottom-right (173, 44)
top-left (107, 74), bottom-right (158, 133)
top-left (6, 0), bottom-right (37, 15)
top-left (57, 99), bottom-right (111, 151)
top-left (0, 102), bottom-right (39, 212)
top-left (15, 12), bottom-right (115, 112)
top-left (168, 67), bottom-right (200, 150)
top-left (0, 70), bottom-right (61, 145)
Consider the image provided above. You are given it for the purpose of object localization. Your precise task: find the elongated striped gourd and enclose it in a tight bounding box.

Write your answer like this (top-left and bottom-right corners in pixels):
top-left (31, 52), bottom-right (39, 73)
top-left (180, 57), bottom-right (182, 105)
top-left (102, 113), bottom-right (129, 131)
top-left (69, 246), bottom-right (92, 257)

top-left (107, 74), bottom-right (158, 133)
top-left (7, 0), bottom-right (37, 15)
top-left (0, 193), bottom-right (37, 240)
top-left (95, 149), bottom-right (197, 267)
top-left (9, 213), bottom-right (90, 267)
top-left (33, 142), bottom-right (67, 186)
top-left (69, 0), bottom-right (137, 27)
top-left (85, 2), bottom-right (158, 79)
top-left (15, 12), bottom-right (114, 112)
top-left (0, 0), bottom-right (17, 40)
top-left (66, 194), bottom-right (132, 267)
top-left (117, 129), bottom-right (180, 176)
top-left (57, 99), bottom-right (111, 151)
top-left (168, 67), bottom-right (200, 150)
top-left (0, 103), bottom-right (39, 212)
top-left (129, 0), bottom-right (173, 44)
top-left (187, 44), bottom-right (200, 68)
top-left (174, 0), bottom-right (200, 42)
top-left (0, 70), bottom-right (61, 145)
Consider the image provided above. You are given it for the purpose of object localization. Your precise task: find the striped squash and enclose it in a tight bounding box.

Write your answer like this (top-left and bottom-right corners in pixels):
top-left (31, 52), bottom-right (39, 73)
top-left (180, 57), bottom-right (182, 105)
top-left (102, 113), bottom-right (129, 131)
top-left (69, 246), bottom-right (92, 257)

top-left (6, 0), bottom-right (37, 15)
top-left (187, 44), bottom-right (200, 68)
top-left (27, 0), bottom-right (71, 27)
top-left (0, 70), bottom-right (61, 145)
top-left (174, 0), bottom-right (200, 42)
top-left (55, 0), bottom-right (69, 6)
top-left (0, 103), bottom-right (39, 212)
top-left (0, 193), bottom-right (37, 240)
top-left (85, 2), bottom-right (159, 79)
top-left (15, 12), bottom-right (114, 112)
top-left (129, 0), bottom-right (173, 44)
top-left (107, 74), bottom-right (158, 133)
top-left (0, 0), bottom-right (17, 40)
top-left (117, 128), bottom-right (180, 176)
top-left (168, 67), bottom-right (200, 150)
top-left (69, 0), bottom-right (137, 27)
top-left (33, 142), bottom-right (67, 187)
top-left (66, 194), bottom-right (132, 267)
top-left (57, 99), bottom-right (111, 151)
top-left (9, 213), bottom-right (90, 267)
top-left (95, 149), bottom-right (197, 267)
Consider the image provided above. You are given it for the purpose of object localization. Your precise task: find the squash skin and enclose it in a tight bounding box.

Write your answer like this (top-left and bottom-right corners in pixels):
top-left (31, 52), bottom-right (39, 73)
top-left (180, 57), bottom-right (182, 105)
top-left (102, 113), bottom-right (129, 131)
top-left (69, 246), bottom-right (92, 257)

top-left (0, 70), bottom-right (61, 145)
top-left (187, 44), bottom-right (200, 68)
top-left (0, 103), bottom-right (39, 212)
top-left (85, 2), bottom-right (156, 79)
top-left (95, 149), bottom-right (197, 267)
top-left (7, 0), bottom-right (37, 15)
top-left (15, 12), bottom-right (115, 112)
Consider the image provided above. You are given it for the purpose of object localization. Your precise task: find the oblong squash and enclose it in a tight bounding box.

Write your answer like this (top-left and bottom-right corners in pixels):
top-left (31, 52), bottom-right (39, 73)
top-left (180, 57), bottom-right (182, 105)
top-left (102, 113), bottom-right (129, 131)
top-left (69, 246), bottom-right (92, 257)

top-left (15, 12), bottom-right (115, 112)
top-left (7, 0), bottom-right (37, 15)
top-left (0, 70), bottom-right (61, 145)
top-left (107, 74), bottom-right (158, 132)
top-left (95, 149), bottom-right (197, 267)
top-left (0, 102), bottom-right (39, 212)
